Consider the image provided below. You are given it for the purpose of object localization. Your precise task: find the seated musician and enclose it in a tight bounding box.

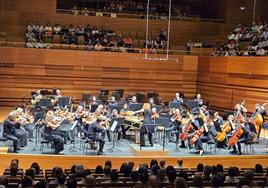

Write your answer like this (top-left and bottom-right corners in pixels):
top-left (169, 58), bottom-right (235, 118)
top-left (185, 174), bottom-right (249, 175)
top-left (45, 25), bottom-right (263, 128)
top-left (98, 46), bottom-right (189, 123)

top-left (3, 111), bottom-right (28, 152)
top-left (128, 96), bottom-right (137, 109)
top-left (250, 103), bottom-right (267, 139)
top-left (234, 102), bottom-right (247, 119)
top-left (31, 89), bottom-right (43, 106)
top-left (172, 92), bottom-right (184, 104)
top-left (193, 119), bottom-right (216, 155)
top-left (44, 110), bottom-right (65, 154)
top-left (194, 93), bottom-right (203, 107)
top-left (166, 108), bottom-right (181, 143)
top-left (213, 112), bottom-right (227, 148)
top-left (15, 107), bottom-right (35, 141)
top-left (108, 96), bottom-right (118, 106)
top-left (135, 103), bottom-right (155, 147)
top-left (94, 108), bottom-right (111, 141)
top-left (52, 89), bottom-right (62, 105)
top-left (74, 105), bottom-right (85, 137)
top-left (86, 116), bottom-right (105, 155)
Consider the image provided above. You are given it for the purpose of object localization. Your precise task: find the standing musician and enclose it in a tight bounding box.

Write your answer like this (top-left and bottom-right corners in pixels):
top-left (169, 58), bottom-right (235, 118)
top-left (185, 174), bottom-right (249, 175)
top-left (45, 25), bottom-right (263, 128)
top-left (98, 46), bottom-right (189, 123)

top-left (74, 105), bottom-right (86, 137)
top-left (135, 103), bottom-right (155, 147)
top-left (107, 109), bottom-right (122, 141)
top-left (43, 110), bottom-right (65, 154)
top-left (86, 115), bottom-right (105, 155)
top-left (172, 92), bottom-right (184, 104)
top-left (3, 111), bottom-right (28, 152)
top-left (234, 101), bottom-right (247, 119)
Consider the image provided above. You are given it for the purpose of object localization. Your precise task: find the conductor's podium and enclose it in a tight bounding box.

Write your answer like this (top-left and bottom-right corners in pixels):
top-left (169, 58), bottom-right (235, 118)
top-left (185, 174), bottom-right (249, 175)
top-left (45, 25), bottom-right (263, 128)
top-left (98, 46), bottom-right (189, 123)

top-left (130, 144), bottom-right (168, 156)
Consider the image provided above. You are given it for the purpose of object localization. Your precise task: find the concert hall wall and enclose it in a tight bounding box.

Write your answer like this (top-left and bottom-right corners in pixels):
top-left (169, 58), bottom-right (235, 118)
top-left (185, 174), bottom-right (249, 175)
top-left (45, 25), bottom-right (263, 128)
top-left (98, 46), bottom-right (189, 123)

top-left (0, 0), bottom-right (233, 46)
top-left (0, 47), bottom-right (198, 106)
top-left (1, 46), bottom-right (268, 113)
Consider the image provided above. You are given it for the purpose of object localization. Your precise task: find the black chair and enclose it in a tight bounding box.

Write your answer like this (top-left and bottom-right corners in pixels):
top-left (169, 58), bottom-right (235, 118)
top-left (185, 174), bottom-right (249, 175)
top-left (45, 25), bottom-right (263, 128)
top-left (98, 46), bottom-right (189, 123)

top-left (40, 127), bottom-right (54, 153)
top-left (84, 138), bottom-right (98, 155)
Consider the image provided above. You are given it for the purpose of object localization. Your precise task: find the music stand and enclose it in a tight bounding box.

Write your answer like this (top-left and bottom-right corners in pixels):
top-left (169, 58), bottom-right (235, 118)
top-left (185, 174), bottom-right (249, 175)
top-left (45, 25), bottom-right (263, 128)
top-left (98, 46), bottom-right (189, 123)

top-left (152, 104), bottom-right (163, 113)
top-left (107, 117), bottom-right (125, 152)
top-left (40, 89), bottom-right (49, 96)
top-left (115, 89), bottom-right (124, 98)
top-left (169, 102), bottom-right (182, 110)
top-left (58, 96), bottom-right (71, 109)
top-left (38, 98), bottom-right (53, 108)
top-left (186, 100), bottom-right (199, 109)
top-left (108, 104), bottom-right (123, 113)
top-left (128, 103), bottom-right (143, 111)
top-left (155, 117), bottom-right (169, 151)
top-left (69, 121), bottom-right (80, 151)
top-left (32, 111), bottom-right (45, 151)
top-left (90, 104), bottom-right (99, 113)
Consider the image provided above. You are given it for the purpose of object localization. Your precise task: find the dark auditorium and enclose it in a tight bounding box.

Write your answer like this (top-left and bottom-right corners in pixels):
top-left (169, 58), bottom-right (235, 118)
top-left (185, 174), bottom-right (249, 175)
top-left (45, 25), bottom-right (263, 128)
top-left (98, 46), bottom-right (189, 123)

top-left (0, 0), bottom-right (268, 187)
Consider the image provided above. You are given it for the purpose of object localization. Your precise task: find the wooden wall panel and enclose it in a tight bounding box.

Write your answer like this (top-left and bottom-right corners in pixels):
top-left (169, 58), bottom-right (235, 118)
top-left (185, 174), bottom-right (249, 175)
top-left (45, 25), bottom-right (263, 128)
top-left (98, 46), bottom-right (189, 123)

top-left (0, 47), bottom-right (198, 106)
top-left (198, 56), bottom-right (268, 112)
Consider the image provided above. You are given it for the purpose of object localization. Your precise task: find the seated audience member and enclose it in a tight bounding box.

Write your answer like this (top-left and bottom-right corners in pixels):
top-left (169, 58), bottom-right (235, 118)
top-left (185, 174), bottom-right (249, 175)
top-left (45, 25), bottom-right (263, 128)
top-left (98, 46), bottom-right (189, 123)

top-left (195, 163), bottom-right (204, 175)
top-left (75, 164), bottom-right (85, 177)
top-left (203, 165), bottom-right (212, 181)
top-left (174, 177), bottom-right (188, 188)
top-left (148, 174), bottom-right (158, 188)
top-left (25, 168), bottom-right (38, 185)
top-left (67, 176), bottom-right (77, 188)
top-left (53, 24), bottom-right (61, 35)
top-left (95, 165), bottom-right (104, 174)
top-left (175, 160), bottom-right (183, 169)
top-left (102, 166), bottom-right (111, 179)
top-left (21, 176), bottom-right (33, 188)
top-left (159, 160), bottom-right (166, 169)
top-left (255, 163), bottom-right (264, 173)
top-left (225, 167), bottom-right (239, 183)
top-left (57, 174), bottom-right (66, 188)
top-left (104, 160), bottom-right (112, 168)
top-left (178, 170), bottom-right (189, 181)
top-left (35, 180), bottom-right (46, 188)
top-left (30, 162), bottom-right (41, 175)
top-left (83, 175), bottom-right (96, 188)
top-left (104, 170), bottom-right (123, 183)
top-left (0, 175), bottom-right (8, 188)
top-left (243, 169), bottom-right (258, 186)
top-left (192, 174), bottom-right (203, 188)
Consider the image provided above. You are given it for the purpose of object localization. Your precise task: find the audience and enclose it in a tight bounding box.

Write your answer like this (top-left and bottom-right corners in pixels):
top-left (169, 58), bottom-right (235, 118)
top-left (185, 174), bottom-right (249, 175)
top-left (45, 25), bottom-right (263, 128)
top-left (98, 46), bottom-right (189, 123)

top-left (0, 159), bottom-right (267, 188)
top-left (212, 22), bottom-right (268, 56)
top-left (26, 23), bottom-right (134, 52)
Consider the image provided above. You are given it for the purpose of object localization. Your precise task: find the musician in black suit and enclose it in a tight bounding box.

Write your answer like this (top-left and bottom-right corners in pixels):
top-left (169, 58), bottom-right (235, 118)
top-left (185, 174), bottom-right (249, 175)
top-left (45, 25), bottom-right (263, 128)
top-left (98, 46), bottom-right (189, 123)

top-left (87, 118), bottom-right (105, 155)
top-left (194, 120), bottom-right (216, 155)
top-left (3, 112), bottom-right (27, 152)
top-left (44, 110), bottom-right (65, 154)
top-left (172, 92), bottom-right (184, 104)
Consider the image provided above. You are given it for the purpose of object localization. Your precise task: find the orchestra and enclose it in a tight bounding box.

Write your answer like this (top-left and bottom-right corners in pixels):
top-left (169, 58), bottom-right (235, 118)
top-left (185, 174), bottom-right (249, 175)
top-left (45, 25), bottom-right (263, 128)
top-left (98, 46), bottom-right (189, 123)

top-left (3, 89), bottom-right (268, 156)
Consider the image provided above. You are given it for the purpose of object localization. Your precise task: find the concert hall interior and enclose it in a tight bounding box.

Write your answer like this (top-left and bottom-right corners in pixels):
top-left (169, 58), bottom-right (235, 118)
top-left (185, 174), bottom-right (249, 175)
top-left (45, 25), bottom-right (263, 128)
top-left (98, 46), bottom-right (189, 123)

top-left (0, 0), bottom-right (268, 188)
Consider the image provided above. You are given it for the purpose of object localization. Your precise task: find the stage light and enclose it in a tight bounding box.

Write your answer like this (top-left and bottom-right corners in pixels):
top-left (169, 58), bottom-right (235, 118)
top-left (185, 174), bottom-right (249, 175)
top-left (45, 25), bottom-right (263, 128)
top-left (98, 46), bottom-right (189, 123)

top-left (240, 6), bottom-right (245, 11)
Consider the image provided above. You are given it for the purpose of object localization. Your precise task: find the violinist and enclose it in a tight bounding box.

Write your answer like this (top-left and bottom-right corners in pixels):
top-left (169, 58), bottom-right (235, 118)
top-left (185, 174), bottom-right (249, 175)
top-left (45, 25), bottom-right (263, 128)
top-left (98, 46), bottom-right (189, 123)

top-left (3, 111), bottom-right (28, 152)
top-left (108, 96), bottom-right (118, 106)
top-left (86, 115), bottom-right (105, 155)
top-left (166, 108), bottom-right (181, 143)
top-left (194, 93), bottom-right (203, 107)
top-left (75, 105), bottom-right (86, 137)
top-left (172, 92), bottom-right (184, 104)
top-left (44, 110), bottom-right (65, 154)
top-left (107, 109), bottom-right (122, 141)
top-left (128, 96), bottom-right (137, 109)
top-left (234, 101), bottom-right (247, 119)
top-left (52, 89), bottom-right (62, 105)
top-left (31, 89), bottom-right (43, 106)
top-left (16, 107), bottom-right (35, 141)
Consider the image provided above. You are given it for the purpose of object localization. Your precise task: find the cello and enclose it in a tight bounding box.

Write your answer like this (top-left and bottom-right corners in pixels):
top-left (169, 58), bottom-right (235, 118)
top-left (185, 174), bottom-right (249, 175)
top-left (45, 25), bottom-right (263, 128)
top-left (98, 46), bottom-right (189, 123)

top-left (189, 119), bottom-right (210, 145)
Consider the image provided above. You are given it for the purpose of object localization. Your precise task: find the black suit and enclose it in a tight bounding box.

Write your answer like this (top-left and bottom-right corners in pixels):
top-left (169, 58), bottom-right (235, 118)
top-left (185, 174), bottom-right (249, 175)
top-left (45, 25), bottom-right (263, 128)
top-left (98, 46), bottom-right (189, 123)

top-left (3, 118), bottom-right (27, 151)
top-left (87, 121), bottom-right (105, 151)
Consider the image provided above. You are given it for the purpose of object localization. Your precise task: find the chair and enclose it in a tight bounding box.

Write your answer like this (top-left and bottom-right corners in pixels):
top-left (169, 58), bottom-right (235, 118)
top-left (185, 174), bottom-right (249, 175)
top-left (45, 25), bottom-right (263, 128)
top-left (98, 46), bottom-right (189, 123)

top-left (0, 125), bottom-right (13, 151)
top-left (243, 140), bottom-right (255, 155)
top-left (40, 127), bottom-right (54, 153)
top-left (83, 138), bottom-right (98, 155)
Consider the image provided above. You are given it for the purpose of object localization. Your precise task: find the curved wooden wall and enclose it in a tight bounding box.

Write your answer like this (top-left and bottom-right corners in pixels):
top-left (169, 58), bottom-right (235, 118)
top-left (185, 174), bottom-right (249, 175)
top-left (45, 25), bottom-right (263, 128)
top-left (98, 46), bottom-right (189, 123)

top-left (0, 47), bottom-right (198, 106)
top-left (197, 56), bottom-right (268, 112)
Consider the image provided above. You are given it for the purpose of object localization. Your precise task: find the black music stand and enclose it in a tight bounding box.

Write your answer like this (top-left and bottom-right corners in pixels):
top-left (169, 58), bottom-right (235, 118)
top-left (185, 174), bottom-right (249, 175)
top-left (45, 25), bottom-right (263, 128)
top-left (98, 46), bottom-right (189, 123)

top-left (155, 117), bottom-right (169, 151)
top-left (58, 96), bottom-right (71, 109)
top-left (169, 102), bottom-right (182, 110)
top-left (32, 111), bottom-right (45, 151)
top-left (108, 104), bottom-right (123, 113)
top-left (69, 121), bottom-right (80, 151)
top-left (38, 98), bottom-right (53, 108)
top-left (107, 117), bottom-right (125, 152)
top-left (90, 104), bottom-right (99, 113)
top-left (186, 100), bottom-right (199, 109)
top-left (128, 103), bottom-right (143, 111)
